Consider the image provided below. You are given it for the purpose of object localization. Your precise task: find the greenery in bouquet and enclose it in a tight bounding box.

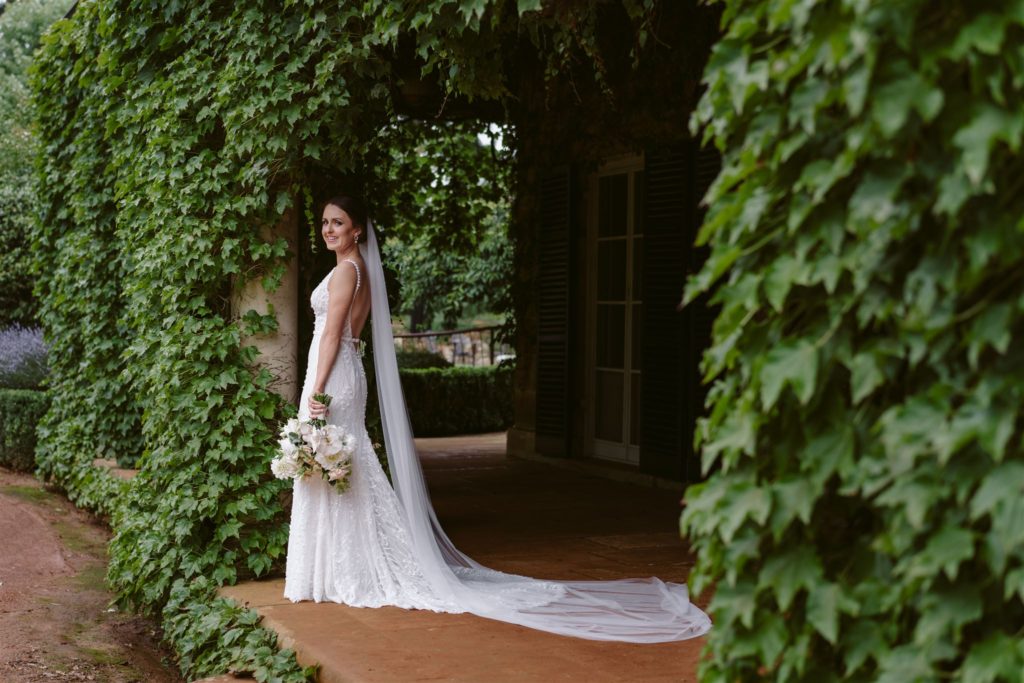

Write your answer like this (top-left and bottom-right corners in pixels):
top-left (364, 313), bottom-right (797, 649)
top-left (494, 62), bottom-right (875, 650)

top-left (271, 393), bottom-right (355, 493)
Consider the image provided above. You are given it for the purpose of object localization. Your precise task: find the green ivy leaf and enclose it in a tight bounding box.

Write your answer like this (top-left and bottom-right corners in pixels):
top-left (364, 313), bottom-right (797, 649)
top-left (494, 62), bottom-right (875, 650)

top-left (758, 545), bottom-right (823, 610)
top-left (953, 103), bottom-right (1024, 185)
top-left (760, 340), bottom-right (818, 409)
top-left (806, 582), bottom-right (840, 644)
top-left (960, 632), bottom-right (1022, 683)
top-left (906, 524), bottom-right (975, 581)
top-left (849, 350), bottom-right (884, 404)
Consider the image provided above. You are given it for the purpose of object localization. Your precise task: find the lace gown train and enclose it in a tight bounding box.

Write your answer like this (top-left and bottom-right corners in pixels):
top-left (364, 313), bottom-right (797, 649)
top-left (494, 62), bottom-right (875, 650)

top-left (283, 260), bottom-right (460, 612)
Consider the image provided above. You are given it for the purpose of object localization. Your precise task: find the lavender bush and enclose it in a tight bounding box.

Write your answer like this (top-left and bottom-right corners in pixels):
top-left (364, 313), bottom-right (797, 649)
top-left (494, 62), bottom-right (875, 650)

top-left (0, 325), bottom-right (49, 389)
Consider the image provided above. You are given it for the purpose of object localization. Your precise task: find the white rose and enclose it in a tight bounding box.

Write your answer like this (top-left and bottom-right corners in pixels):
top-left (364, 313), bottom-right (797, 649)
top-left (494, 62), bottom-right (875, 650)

top-left (278, 436), bottom-right (298, 457)
top-left (315, 447), bottom-right (344, 470)
top-left (319, 434), bottom-right (344, 457)
top-left (280, 418), bottom-right (301, 438)
top-left (308, 429), bottom-right (324, 454)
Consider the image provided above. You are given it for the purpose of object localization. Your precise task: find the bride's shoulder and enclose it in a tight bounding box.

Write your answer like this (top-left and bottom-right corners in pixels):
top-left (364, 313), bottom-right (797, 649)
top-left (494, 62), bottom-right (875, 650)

top-left (329, 259), bottom-right (362, 290)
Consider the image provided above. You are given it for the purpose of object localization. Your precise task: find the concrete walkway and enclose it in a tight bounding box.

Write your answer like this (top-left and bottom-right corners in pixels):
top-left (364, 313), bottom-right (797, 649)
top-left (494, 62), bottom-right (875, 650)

top-left (216, 433), bottom-right (708, 682)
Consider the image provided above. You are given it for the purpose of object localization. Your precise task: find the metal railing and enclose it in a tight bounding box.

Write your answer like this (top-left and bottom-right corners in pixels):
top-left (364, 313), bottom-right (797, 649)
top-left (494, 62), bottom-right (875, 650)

top-left (393, 324), bottom-right (514, 366)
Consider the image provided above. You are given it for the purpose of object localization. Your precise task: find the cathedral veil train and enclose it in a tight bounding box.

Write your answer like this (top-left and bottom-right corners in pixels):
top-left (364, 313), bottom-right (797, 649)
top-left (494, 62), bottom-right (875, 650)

top-left (282, 197), bottom-right (711, 643)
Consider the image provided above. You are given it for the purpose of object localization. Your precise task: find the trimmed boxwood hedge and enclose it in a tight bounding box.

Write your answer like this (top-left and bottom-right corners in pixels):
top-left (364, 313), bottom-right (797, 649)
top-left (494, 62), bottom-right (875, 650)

top-left (0, 388), bottom-right (49, 471)
top-left (395, 349), bottom-right (454, 370)
top-left (401, 365), bottom-right (513, 437)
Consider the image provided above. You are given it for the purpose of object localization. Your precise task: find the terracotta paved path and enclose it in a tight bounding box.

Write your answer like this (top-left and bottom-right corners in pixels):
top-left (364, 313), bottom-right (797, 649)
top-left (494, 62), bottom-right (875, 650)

top-left (217, 433), bottom-right (708, 682)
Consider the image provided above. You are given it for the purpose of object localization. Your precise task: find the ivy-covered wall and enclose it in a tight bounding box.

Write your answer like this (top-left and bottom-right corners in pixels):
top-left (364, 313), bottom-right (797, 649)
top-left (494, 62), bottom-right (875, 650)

top-left (682, 2), bottom-right (1024, 681)
top-left (39, 1), bottom-right (1022, 681)
top-left (30, 1), bottom-right (673, 678)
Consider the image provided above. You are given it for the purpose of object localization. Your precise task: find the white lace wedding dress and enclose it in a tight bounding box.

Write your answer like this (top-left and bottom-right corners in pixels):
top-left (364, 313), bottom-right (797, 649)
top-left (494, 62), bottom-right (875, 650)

top-left (283, 224), bottom-right (712, 642)
top-left (284, 259), bottom-right (460, 611)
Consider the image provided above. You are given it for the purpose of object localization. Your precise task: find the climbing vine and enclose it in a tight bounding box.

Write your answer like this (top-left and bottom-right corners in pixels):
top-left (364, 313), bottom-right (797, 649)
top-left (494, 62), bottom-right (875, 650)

top-left (30, 0), bottom-right (665, 678)
top-left (682, 2), bottom-right (1024, 681)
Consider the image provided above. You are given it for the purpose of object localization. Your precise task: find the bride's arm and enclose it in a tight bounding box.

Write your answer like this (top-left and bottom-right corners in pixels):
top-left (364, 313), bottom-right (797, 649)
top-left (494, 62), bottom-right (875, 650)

top-left (312, 263), bottom-right (358, 396)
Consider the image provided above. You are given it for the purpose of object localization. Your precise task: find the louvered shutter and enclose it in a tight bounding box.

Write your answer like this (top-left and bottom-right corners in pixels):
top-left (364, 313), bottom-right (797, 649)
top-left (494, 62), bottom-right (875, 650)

top-left (639, 142), bottom-right (721, 481)
top-left (639, 147), bottom-right (688, 479)
top-left (535, 165), bottom-right (574, 456)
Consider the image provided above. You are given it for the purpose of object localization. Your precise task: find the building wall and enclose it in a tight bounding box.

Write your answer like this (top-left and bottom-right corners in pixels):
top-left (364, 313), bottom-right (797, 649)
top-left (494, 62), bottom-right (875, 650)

top-left (504, 2), bottom-right (720, 480)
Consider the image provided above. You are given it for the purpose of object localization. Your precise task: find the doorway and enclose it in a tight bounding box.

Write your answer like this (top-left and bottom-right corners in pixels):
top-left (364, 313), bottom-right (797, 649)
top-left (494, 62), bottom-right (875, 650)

top-left (585, 155), bottom-right (644, 464)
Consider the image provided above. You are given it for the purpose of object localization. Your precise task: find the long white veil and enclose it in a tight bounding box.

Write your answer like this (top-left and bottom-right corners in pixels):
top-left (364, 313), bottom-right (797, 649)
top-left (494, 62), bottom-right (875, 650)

top-left (361, 219), bottom-right (711, 642)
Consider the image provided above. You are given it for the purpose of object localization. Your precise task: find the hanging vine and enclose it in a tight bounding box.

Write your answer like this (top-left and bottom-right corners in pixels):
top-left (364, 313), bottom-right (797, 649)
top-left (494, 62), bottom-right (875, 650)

top-left (683, 2), bottom-right (1024, 681)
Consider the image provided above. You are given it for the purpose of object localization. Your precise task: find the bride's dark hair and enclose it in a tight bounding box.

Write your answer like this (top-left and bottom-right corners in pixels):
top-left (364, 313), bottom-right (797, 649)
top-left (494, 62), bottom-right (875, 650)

top-left (323, 194), bottom-right (368, 229)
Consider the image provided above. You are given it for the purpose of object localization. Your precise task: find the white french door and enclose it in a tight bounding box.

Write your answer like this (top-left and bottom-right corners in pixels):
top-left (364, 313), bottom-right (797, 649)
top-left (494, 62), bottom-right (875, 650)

top-left (586, 155), bottom-right (643, 464)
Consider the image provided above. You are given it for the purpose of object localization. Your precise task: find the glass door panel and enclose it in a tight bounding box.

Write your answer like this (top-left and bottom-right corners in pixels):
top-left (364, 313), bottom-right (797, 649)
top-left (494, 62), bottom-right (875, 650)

top-left (589, 163), bottom-right (643, 464)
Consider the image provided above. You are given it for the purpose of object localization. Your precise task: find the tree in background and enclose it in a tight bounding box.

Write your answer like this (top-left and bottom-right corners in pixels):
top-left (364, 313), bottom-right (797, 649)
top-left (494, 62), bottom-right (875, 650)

top-left (367, 119), bottom-right (514, 332)
top-left (0, 0), bottom-right (70, 327)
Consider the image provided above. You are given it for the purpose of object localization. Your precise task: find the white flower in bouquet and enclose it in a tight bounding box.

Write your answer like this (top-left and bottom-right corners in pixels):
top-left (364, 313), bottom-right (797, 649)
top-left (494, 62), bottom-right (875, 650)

top-left (297, 420), bottom-right (315, 443)
top-left (319, 425), bottom-right (347, 453)
top-left (278, 436), bottom-right (298, 457)
top-left (281, 417), bottom-right (301, 438)
top-left (270, 452), bottom-right (302, 479)
top-left (271, 394), bottom-right (352, 492)
top-left (314, 436), bottom-right (347, 470)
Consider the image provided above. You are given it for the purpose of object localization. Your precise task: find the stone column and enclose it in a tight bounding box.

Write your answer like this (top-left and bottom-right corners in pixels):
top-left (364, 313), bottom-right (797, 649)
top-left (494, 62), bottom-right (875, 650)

top-left (232, 206), bottom-right (300, 403)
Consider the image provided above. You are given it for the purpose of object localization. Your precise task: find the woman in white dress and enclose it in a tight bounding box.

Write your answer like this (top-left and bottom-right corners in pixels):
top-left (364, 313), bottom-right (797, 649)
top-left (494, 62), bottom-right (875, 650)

top-left (284, 195), bottom-right (711, 642)
top-left (285, 196), bottom-right (459, 611)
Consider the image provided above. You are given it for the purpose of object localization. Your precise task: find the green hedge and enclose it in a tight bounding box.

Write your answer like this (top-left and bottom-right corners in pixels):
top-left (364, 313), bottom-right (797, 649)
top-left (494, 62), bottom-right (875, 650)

top-left (401, 365), bottom-right (513, 437)
top-left (395, 349), bottom-right (453, 370)
top-left (0, 388), bottom-right (48, 471)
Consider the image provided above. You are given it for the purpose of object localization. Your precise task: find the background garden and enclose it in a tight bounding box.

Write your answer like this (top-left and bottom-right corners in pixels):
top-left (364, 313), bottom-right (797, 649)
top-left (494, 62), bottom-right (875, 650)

top-left (2, 1), bottom-right (1022, 682)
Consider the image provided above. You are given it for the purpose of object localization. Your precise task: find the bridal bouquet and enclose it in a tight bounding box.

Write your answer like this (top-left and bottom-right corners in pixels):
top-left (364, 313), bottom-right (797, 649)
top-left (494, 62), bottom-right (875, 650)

top-left (270, 393), bottom-right (356, 493)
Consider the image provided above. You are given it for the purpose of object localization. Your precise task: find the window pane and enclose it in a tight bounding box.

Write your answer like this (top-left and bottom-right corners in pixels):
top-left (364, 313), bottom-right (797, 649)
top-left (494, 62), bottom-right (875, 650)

top-left (631, 303), bottom-right (642, 370)
top-left (598, 239), bottom-right (627, 301)
top-left (596, 304), bottom-right (625, 369)
top-left (633, 170), bottom-right (645, 237)
top-left (630, 373), bottom-right (641, 446)
top-left (598, 174), bottom-right (628, 237)
top-left (632, 236), bottom-right (643, 300)
top-left (595, 370), bottom-right (624, 442)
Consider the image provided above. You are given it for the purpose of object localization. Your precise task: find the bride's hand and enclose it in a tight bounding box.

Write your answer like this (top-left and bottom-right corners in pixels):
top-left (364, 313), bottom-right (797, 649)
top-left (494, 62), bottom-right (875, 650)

top-left (308, 395), bottom-right (328, 418)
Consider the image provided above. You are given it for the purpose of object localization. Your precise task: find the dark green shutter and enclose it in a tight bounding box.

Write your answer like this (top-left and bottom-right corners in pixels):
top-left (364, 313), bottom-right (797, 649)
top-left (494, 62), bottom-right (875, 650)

top-left (640, 143), bottom-right (721, 481)
top-left (535, 165), bottom-right (574, 456)
top-left (640, 147), bottom-right (688, 479)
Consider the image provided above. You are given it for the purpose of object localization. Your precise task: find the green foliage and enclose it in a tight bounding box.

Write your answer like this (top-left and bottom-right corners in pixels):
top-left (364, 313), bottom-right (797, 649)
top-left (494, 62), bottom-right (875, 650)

top-left (162, 577), bottom-right (315, 682)
top-left (370, 120), bottom-right (514, 330)
top-left (0, 0), bottom-right (70, 327)
top-left (402, 365), bottom-right (514, 436)
top-left (0, 388), bottom-right (49, 471)
top-left (395, 349), bottom-right (454, 369)
top-left (682, 1), bottom-right (1024, 680)
top-left (30, 0), bottom-right (668, 678)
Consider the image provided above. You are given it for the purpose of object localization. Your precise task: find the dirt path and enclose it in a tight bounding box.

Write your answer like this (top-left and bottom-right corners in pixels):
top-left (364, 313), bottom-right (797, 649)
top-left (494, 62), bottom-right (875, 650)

top-left (0, 468), bottom-right (183, 683)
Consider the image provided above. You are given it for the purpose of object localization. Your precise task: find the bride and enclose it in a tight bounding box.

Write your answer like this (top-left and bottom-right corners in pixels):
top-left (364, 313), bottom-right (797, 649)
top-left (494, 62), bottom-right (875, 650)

top-left (283, 195), bottom-right (711, 642)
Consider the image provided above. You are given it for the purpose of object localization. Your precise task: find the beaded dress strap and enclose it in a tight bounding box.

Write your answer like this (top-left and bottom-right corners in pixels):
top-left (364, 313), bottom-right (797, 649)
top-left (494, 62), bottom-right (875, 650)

top-left (339, 259), bottom-right (364, 353)
top-left (341, 258), bottom-right (362, 292)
